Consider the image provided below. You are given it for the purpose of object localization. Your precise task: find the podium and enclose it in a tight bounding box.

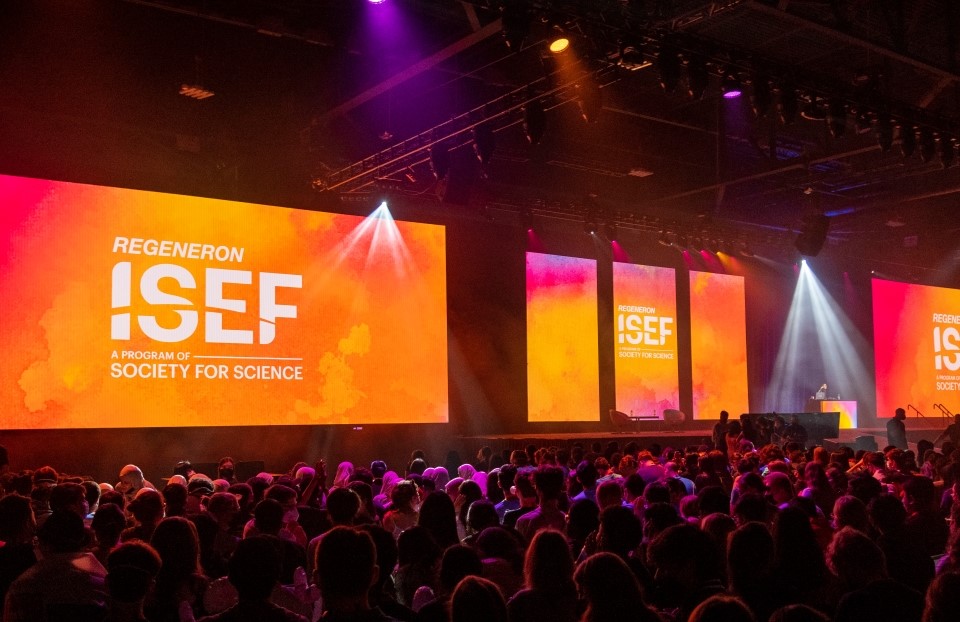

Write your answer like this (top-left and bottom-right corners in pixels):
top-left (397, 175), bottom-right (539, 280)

top-left (820, 400), bottom-right (857, 429)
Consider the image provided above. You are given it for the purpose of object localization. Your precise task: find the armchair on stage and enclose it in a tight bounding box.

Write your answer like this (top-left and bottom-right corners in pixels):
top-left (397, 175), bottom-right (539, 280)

top-left (608, 409), bottom-right (685, 433)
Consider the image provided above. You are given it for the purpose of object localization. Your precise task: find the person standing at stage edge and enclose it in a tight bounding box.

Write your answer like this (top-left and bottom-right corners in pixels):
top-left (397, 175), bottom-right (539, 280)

top-left (712, 411), bottom-right (730, 453)
top-left (887, 407), bottom-right (908, 450)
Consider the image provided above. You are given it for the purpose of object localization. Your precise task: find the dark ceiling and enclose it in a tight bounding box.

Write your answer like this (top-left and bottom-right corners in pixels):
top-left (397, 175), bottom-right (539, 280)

top-left (2, 0), bottom-right (959, 278)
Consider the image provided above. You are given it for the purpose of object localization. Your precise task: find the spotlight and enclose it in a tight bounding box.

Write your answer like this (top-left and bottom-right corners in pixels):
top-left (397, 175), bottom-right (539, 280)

top-left (584, 217), bottom-right (598, 236)
top-left (795, 213), bottom-right (830, 257)
top-left (602, 222), bottom-right (618, 241)
top-left (520, 208), bottom-right (534, 231)
top-left (721, 72), bottom-right (742, 99)
top-left (900, 124), bottom-right (916, 157)
top-left (919, 127), bottom-right (935, 163)
top-left (826, 99), bottom-right (847, 138)
top-left (751, 74), bottom-right (772, 118)
top-left (658, 231), bottom-right (672, 247)
top-left (179, 84), bottom-right (214, 100)
top-left (692, 236), bottom-right (702, 250)
top-left (367, 0), bottom-right (387, 4)
top-left (500, 0), bottom-right (530, 52)
top-left (429, 144), bottom-right (450, 180)
top-left (473, 122), bottom-right (496, 166)
top-left (523, 98), bottom-right (546, 145)
top-left (549, 36), bottom-right (570, 54)
top-left (777, 80), bottom-right (798, 125)
top-left (939, 133), bottom-right (955, 169)
top-left (875, 113), bottom-right (893, 152)
top-left (685, 55), bottom-right (708, 100)
top-left (677, 234), bottom-right (689, 248)
top-left (656, 42), bottom-right (681, 94)
top-left (577, 79), bottom-right (602, 124)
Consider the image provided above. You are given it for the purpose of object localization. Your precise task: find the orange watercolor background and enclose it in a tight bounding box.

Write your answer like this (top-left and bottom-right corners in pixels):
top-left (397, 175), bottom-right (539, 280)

top-left (690, 271), bottom-right (749, 419)
top-left (873, 278), bottom-right (960, 419)
top-left (0, 175), bottom-right (448, 428)
top-left (612, 263), bottom-right (678, 419)
top-left (526, 252), bottom-right (600, 422)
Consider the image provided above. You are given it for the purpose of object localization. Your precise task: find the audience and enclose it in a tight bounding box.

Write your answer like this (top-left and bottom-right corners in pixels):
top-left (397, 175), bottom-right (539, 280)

top-left (3, 432), bottom-right (960, 622)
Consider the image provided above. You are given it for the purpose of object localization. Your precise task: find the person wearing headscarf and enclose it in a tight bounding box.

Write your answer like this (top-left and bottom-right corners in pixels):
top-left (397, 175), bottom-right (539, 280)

top-left (458, 464), bottom-right (477, 481)
top-left (433, 467), bottom-right (451, 492)
top-left (331, 462), bottom-right (354, 490)
top-left (374, 471), bottom-right (401, 515)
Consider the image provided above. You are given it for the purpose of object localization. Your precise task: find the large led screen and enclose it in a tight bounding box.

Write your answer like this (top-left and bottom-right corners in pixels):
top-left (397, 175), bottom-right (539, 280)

top-left (690, 271), bottom-right (749, 419)
top-left (613, 263), bottom-right (678, 419)
top-left (0, 175), bottom-right (448, 428)
top-left (874, 278), bottom-right (960, 419)
top-left (526, 252), bottom-right (599, 421)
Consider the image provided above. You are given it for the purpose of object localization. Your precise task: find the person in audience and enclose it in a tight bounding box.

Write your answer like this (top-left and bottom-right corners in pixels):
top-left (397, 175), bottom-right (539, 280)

top-left (122, 488), bottom-right (164, 543)
top-left (923, 571), bottom-right (960, 622)
top-left (115, 464), bottom-right (155, 503)
top-left (494, 464), bottom-right (519, 521)
top-left (868, 493), bottom-right (935, 593)
top-left (357, 525), bottom-right (416, 622)
top-left (688, 595), bottom-right (755, 622)
top-left (449, 576), bottom-right (506, 622)
top-left (4, 510), bottom-right (107, 622)
top-left (383, 480), bottom-right (419, 538)
top-left (828, 527), bottom-right (923, 622)
top-left (417, 545), bottom-right (482, 622)
top-left (394, 526), bottom-right (441, 608)
top-left (647, 523), bottom-right (725, 621)
top-left (502, 471), bottom-right (537, 530)
top-left (507, 529), bottom-right (580, 622)
top-left (574, 552), bottom-right (660, 622)
top-left (315, 526), bottom-right (400, 622)
top-left (197, 535), bottom-right (307, 622)
top-left (105, 540), bottom-right (162, 622)
top-left (0, 495), bottom-right (37, 610)
top-left (146, 516), bottom-right (209, 622)
top-left (417, 491), bottom-right (460, 550)
top-left (515, 466), bottom-right (566, 540)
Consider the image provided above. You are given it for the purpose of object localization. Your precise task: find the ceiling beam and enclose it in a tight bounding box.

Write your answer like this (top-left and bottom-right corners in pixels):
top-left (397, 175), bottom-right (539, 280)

top-left (318, 18), bottom-right (503, 123)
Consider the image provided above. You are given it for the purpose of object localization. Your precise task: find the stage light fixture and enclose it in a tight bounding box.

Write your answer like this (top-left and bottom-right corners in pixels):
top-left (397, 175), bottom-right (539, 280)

top-left (795, 213), bottom-right (830, 257)
top-left (800, 97), bottom-right (826, 121)
top-left (549, 36), bottom-right (570, 54)
top-left (853, 109), bottom-right (871, 134)
top-left (721, 72), bottom-right (742, 99)
top-left (473, 122), bottom-right (496, 166)
top-left (520, 208), bottom-right (534, 231)
top-left (500, 0), bottom-right (530, 52)
top-left (875, 113), bottom-right (893, 152)
top-left (618, 39), bottom-right (646, 71)
top-left (179, 84), bottom-right (214, 100)
top-left (577, 79), bottom-right (602, 124)
top-left (367, 0), bottom-right (387, 4)
top-left (685, 55), bottom-right (708, 100)
top-left (602, 222), bottom-right (618, 241)
top-left (900, 124), bottom-right (916, 157)
top-left (658, 231), bottom-right (672, 246)
top-left (777, 80), bottom-right (798, 125)
top-left (523, 98), bottom-right (546, 145)
top-left (751, 74), bottom-right (772, 118)
top-left (939, 133), bottom-right (955, 168)
top-left (656, 43), bottom-right (680, 94)
top-left (583, 217), bottom-right (598, 236)
top-left (429, 144), bottom-right (450, 180)
top-left (826, 99), bottom-right (847, 137)
top-left (918, 127), bottom-right (935, 163)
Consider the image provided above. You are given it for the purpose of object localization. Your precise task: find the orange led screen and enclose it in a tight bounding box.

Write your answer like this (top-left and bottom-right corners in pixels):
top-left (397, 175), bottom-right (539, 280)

top-left (613, 263), bottom-right (678, 419)
top-left (526, 252), bottom-right (600, 421)
top-left (0, 175), bottom-right (448, 428)
top-left (690, 271), bottom-right (749, 419)
top-left (873, 278), bottom-right (960, 419)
